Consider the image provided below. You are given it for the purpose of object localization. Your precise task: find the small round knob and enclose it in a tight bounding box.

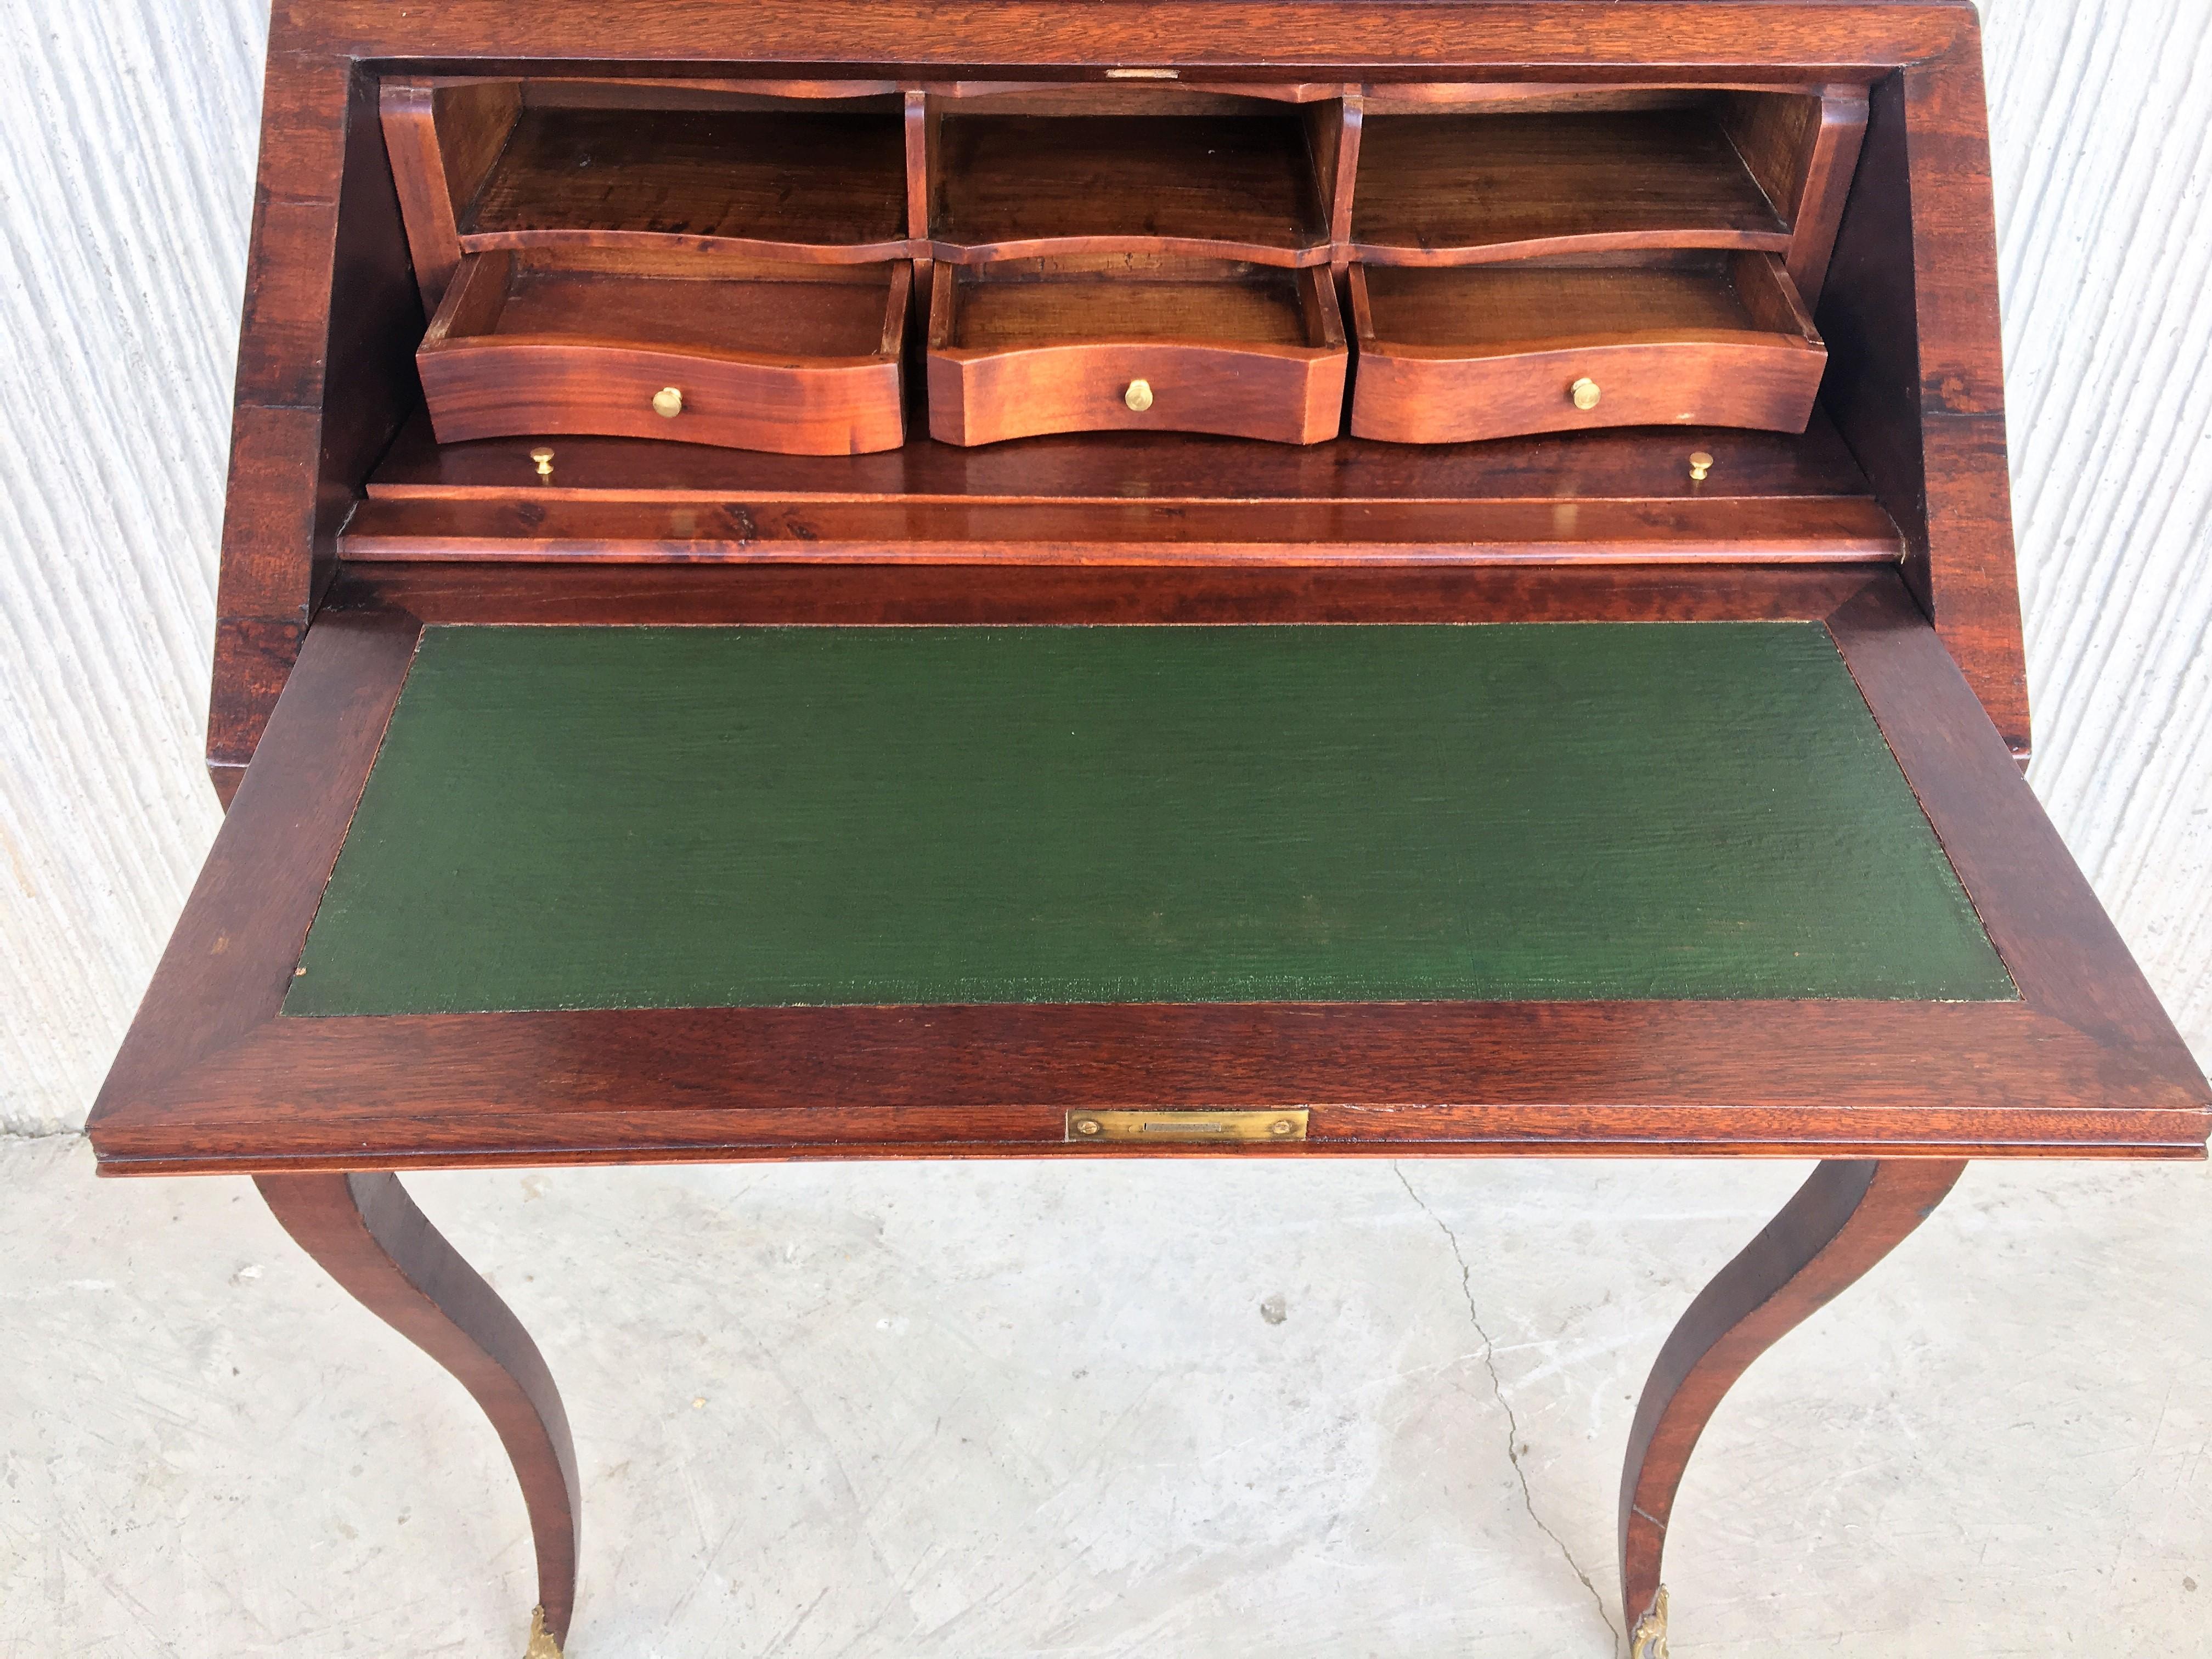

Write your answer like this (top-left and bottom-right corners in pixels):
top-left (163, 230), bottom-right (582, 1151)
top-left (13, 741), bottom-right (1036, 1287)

top-left (652, 386), bottom-right (684, 419)
top-left (1689, 450), bottom-right (1714, 482)
top-left (1570, 377), bottom-right (1601, 411)
top-left (529, 447), bottom-right (554, 478)
top-left (1124, 379), bottom-right (1154, 413)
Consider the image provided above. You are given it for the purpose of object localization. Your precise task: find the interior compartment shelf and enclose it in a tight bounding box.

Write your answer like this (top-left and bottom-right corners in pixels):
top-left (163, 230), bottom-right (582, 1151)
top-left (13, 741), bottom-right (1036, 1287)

top-left (460, 105), bottom-right (911, 257)
top-left (929, 114), bottom-right (1330, 264)
top-left (1352, 107), bottom-right (1792, 263)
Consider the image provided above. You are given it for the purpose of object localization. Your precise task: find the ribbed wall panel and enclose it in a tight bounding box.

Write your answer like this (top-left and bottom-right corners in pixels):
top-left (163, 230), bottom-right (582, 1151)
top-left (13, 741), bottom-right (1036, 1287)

top-left (1, 2), bottom-right (2205, 1132)
top-left (1984, 0), bottom-right (2212, 1066)
top-left (1, 4), bottom-right (266, 1133)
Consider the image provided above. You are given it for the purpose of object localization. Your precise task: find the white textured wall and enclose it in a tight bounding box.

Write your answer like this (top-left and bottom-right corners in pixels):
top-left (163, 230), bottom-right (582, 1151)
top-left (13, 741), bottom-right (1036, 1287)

top-left (2, 2), bottom-right (2207, 1135)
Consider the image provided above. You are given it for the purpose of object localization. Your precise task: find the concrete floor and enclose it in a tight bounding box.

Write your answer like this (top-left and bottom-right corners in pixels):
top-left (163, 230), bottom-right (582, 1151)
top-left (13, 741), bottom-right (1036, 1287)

top-left (3, 1135), bottom-right (2207, 1659)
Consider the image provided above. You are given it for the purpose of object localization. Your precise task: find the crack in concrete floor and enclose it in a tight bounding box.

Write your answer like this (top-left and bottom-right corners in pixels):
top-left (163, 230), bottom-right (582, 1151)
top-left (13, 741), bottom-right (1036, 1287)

top-left (1393, 1162), bottom-right (1624, 1657)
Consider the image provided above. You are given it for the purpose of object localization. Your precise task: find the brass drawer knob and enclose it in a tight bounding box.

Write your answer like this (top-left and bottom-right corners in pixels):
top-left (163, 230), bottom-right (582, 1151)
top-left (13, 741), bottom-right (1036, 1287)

top-left (1689, 450), bottom-right (1714, 482)
top-left (1125, 379), bottom-right (1154, 413)
top-left (1570, 377), bottom-right (1602, 411)
top-left (652, 386), bottom-right (684, 419)
top-left (529, 447), bottom-right (554, 478)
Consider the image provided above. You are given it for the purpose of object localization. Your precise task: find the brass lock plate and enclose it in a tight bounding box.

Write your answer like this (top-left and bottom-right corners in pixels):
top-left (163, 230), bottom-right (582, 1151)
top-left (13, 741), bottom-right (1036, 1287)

top-left (1065, 1108), bottom-right (1309, 1143)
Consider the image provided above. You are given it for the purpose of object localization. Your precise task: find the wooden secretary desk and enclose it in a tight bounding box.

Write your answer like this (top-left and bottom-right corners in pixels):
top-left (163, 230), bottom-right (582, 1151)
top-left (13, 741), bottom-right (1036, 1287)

top-left (90, 2), bottom-right (2209, 1655)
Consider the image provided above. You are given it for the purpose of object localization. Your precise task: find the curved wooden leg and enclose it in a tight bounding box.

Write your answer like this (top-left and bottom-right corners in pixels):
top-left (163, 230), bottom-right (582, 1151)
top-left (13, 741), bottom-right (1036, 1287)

top-left (257, 1171), bottom-right (582, 1657)
top-left (1618, 1158), bottom-right (1966, 1652)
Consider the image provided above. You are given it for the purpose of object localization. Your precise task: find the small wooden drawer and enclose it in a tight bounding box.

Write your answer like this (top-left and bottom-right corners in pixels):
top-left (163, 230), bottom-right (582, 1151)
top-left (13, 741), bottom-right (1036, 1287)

top-left (1348, 252), bottom-right (1826, 444)
top-left (417, 250), bottom-right (909, 455)
top-left (927, 259), bottom-right (1347, 445)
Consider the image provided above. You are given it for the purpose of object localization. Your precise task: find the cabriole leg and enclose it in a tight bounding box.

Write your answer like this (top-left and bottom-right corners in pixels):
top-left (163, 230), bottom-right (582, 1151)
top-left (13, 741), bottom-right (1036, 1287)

top-left (257, 1171), bottom-right (582, 1657)
top-left (1618, 1158), bottom-right (1966, 1649)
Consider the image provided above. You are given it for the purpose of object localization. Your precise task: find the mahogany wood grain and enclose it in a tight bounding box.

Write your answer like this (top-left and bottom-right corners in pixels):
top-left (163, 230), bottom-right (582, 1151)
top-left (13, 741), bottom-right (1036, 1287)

top-left (336, 493), bottom-right (1900, 563)
top-left (103, 612), bottom-right (422, 1105)
top-left (928, 110), bottom-right (1331, 266)
top-left (1829, 580), bottom-right (2204, 1085)
top-left (1359, 80), bottom-right (1860, 114)
top-left (270, 4), bottom-right (1991, 74)
top-left (1785, 89), bottom-right (1870, 305)
top-left (417, 252), bottom-right (909, 454)
top-left (328, 559), bottom-right (1901, 628)
top-left (1350, 108), bottom-right (1790, 266)
top-left (927, 261), bottom-right (1346, 444)
top-left (213, 54), bottom-right (422, 798)
top-left (1818, 42), bottom-right (2027, 755)
top-left (1709, 83), bottom-right (1870, 306)
top-left (87, 569), bottom-right (2210, 1176)
top-left (208, 3), bottom-right (2018, 786)
top-left (460, 102), bottom-right (912, 261)
top-left (364, 403), bottom-right (1888, 504)
top-left (379, 84), bottom-right (458, 316)
top-left (257, 1171), bottom-right (582, 1647)
top-left (1618, 1158), bottom-right (1966, 1635)
top-left (132, 8), bottom-right (2157, 1650)
top-left (1348, 254), bottom-right (1826, 443)
top-left (1304, 91), bottom-right (1362, 253)
top-left (94, 996), bottom-right (2205, 1174)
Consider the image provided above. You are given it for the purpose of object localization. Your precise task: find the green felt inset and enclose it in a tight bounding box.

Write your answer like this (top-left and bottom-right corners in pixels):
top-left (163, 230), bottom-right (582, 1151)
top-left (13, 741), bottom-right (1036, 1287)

top-left (284, 623), bottom-right (2014, 1014)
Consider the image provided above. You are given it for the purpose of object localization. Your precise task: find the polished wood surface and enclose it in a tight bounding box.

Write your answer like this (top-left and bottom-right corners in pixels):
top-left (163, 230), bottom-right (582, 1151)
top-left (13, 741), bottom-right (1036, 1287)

top-left (380, 79), bottom-right (522, 313)
top-left (336, 496), bottom-right (1901, 564)
top-left (1348, 253), bottom-right (1826, 442)
top-left (1821, 45), bottom-right (2028, 755)
top-left (927, 260), bottom-right (1345, 444)
top-left (364, 403), bottom-right (1887, 503)
top-left (257, 1171), bottom-right (583, 1647)
top-left (1351, 108), bottom-right (1789, 263)
top-left (205, 2), bottom-right (2029, 785)
top-left (87, 574), bottom-right (2210, 1175)
top-left (123, 7), bottom-right (2187, 1650)
top-left (930, 111), bottom-right (1331, 265)
top-left (1618, 1158), bottom-right (1966, 1633)
top-left (417, 251), bottom-right (909, 454)
top-left (462, 103), bottom-right (909, 259)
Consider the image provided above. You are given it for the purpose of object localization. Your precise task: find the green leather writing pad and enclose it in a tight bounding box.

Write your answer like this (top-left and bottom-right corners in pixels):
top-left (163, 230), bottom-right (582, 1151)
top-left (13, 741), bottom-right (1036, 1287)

top-left (284, 623), bottom-right (2014, 1014)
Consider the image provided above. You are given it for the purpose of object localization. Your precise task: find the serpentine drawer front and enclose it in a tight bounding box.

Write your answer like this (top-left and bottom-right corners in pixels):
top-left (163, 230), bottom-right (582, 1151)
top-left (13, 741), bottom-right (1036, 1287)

top-left (416, 251), bottom-right (910, 455)
top-left (1347, 253), bottom-right (1827, 443)
top-left (926, 261), bottom-right (1347, 445)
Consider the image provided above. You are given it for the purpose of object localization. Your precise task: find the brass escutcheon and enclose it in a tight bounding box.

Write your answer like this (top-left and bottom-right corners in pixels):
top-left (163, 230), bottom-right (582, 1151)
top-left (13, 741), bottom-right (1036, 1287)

top-left (1066, 1108), bottom-right (1308, 1143)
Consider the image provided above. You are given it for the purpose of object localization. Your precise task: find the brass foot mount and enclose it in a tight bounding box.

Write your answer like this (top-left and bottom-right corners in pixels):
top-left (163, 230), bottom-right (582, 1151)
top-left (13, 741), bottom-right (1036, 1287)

top-left (524, 1605), bottom-right (563, 1658)
top-left (1630, 1585), bottom-right (1669, 1659)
